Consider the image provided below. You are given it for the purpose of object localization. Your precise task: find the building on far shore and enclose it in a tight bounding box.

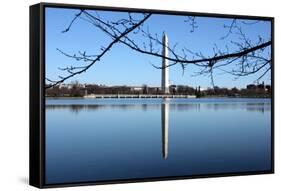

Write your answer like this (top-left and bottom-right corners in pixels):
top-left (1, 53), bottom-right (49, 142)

top-left (246, 81), bottom-right (271, 92)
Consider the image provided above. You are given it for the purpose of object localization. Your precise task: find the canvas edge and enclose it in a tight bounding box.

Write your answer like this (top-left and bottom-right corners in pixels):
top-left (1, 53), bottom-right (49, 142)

top-left (29, 2), bottom-right (274, 189)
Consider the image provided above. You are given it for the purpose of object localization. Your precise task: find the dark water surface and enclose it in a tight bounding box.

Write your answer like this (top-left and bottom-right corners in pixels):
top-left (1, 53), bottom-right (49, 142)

top-left (45, 98), bottom-right (271, 184)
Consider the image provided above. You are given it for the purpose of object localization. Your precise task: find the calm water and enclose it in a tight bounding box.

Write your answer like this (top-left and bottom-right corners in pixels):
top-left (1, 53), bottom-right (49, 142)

top-left (45, 98), bottom-right (271, 184)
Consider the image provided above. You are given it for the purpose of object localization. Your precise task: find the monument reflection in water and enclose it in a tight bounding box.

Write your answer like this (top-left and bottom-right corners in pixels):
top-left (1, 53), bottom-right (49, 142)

top-left (161, 100), bottom-right (169, 159)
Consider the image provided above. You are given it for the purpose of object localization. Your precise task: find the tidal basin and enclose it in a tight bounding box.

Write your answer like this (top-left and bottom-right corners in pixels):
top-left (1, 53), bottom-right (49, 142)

top-left (45, 98), bottom-right (271, 184)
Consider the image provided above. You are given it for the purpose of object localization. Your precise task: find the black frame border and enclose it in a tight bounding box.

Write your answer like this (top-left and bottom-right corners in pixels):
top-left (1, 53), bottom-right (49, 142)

top-left (29, 2), bottom-right (274, 188)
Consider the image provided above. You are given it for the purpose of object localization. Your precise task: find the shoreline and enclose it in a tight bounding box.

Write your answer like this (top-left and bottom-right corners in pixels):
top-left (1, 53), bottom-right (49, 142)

top-left (45, 95), bottom-right (271, 99)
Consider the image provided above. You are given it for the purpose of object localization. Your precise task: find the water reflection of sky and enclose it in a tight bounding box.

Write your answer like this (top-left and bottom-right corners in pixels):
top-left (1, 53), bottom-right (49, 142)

top-left (45, 98), bottom-right (271, 184)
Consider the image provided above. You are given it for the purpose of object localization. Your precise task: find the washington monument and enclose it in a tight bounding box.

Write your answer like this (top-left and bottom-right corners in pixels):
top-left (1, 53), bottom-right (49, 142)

top-left (161, 33), bottom-right (169, 94)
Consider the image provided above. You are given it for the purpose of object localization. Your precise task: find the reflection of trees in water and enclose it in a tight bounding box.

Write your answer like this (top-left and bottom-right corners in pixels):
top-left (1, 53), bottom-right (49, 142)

top-left (203, 102), bottom-right (270, 113)
top-left (141, 104), bottom-right (148, 112)
top-left (171, 104), bottom-right (201, 111)
top-left (46, 102), bottom-right (271, 114)
top-left (46, 104), bottom-right (100, 114)
top-left (246, 103), bottom-right (271, 113)
top-left (46, 104), bottom-right (201, 113)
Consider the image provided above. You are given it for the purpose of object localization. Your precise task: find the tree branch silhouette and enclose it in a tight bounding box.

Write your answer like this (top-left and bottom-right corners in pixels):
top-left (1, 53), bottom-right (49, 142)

top-left (46, 12), bottom-right (151, 89)
top-left (46, 10), bottom-right (271, 89)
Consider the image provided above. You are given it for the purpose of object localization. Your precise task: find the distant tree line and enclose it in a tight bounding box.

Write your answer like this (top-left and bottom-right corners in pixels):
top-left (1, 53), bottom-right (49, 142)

top-left (199, 85), bottom-right (271, 98)
top-left (45, 81), bottom-right (271, 98)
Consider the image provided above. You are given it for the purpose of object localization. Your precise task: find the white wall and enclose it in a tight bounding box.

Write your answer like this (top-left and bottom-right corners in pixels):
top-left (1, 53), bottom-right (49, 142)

top-left (0, 0), bottom-right (279, 190)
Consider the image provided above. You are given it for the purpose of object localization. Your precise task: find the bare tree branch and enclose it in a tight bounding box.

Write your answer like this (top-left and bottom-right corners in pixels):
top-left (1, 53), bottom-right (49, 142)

top-left (47, 11), bottom-right (271, 89)
top-left (61, 9), bottom-right (84, 33)
top-left (46, 13), bottom-right (151, 89)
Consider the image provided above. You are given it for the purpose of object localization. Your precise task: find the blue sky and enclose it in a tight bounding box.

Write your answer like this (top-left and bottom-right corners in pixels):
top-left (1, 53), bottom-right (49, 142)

top-left (45, 7), bottom-right (271, 89)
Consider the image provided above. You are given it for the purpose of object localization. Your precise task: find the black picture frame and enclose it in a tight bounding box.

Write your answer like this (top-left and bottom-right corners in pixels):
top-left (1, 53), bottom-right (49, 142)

top-left (30, 2), bottom-right (274, 188)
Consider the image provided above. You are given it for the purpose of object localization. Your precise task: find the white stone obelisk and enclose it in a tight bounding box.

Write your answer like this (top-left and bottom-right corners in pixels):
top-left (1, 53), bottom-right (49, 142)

top-left (161, 33), bottom-right (169, 94)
